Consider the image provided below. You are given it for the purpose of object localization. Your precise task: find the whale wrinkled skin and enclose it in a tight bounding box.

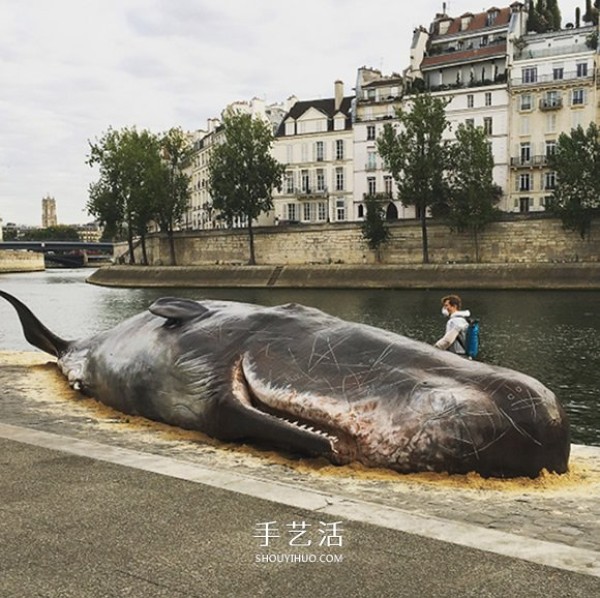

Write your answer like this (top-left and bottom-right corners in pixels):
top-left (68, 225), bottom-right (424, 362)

top-left (0, 290), bottom-right (570, 478)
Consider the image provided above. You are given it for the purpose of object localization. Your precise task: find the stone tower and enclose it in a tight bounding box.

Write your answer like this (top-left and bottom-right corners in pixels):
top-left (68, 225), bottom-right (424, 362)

top-left (42, 195), bottom-right (57, 228)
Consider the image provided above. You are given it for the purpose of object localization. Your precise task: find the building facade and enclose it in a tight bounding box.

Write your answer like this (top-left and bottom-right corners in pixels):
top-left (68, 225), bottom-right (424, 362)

top-left (508, 24), bottom-right (599, 212)
top-left (271, 81), bottom-right (354, 224)
top-left (406, 3), bottom-right (529, 213)
top-left (184, 97), bottom-right (294, 230)
top-left (353, 67), bottom-right (406, 220)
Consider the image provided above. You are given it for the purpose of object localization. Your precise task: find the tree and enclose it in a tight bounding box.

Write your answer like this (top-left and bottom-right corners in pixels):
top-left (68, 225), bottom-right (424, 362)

top-left (445, 124), bottom-right (502, 262)
top-left (208, 111), bottom-right (285, 265)
top-left (547, 122), bottom-right (600, 238)
top-left (360, 195), bottom-right (390, 262)
top-left (20, 225), bottom-right (81, 242)
top-left (376, 92), bottom-right (449, 263)
top-left (87, 127), bottom-right (163, 264)
top-left (527, 0), bottom-right (561, 32)
top-left (155, 128), bottom-right (191, 265)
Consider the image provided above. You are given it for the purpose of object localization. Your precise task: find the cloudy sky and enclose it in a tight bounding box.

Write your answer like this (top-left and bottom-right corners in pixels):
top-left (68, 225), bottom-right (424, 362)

top-left (0, 0), bottom-right (585, 226)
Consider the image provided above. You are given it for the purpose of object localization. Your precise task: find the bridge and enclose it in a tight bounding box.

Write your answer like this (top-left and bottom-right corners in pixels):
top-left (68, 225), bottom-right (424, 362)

top-left (0, 241), bottom-right (114, 268)
top-left (0, 241), bottom-right (113, 252)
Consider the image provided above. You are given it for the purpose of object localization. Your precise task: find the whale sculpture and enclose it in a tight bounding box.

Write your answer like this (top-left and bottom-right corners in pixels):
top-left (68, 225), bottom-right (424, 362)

top-left (0, 290), bottom-right (570, 478)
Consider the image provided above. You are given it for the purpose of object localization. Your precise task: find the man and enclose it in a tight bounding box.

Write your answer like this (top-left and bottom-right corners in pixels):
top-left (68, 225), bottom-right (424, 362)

top-left (434, 294), bottom-right (470, 355)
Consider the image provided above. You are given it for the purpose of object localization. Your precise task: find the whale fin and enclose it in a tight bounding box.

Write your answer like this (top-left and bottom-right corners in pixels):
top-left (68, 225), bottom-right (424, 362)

top-left (0, 290), bottom-right (71, 357)
top-left (149, 297), bottom-right (209, 326)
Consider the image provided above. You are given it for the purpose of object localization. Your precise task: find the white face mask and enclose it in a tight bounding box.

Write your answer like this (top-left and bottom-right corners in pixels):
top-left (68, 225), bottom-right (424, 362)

top-left (441, 307), bottom-right (450, 317)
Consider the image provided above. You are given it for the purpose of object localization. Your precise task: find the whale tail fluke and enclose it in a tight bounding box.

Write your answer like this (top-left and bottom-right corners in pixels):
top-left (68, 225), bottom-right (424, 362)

top-left (0, 290), bottom-right (71, 357)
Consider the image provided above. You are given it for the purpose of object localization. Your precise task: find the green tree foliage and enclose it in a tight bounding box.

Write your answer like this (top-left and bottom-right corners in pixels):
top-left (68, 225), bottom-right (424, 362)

top-left (376, 92), bottom-right (449, 264)
top-left (445, 124), bottom-right (502, 262)
top-left (156, 127), bottom-right (192, 265)
top-left (527, 0), bottom-right (561, 32)
top-left (547, 122), bottom-right (600, 238)
top-left (583, 0), bottom-right (599, 25)
top-left (87, 127), bottom-right (163, 264)
top-left (208, 110), bottom-right (285, 265)
top-left (20, 225), bottom-right (81, 242)
top-left (360, 195), bottom-right (390, 262)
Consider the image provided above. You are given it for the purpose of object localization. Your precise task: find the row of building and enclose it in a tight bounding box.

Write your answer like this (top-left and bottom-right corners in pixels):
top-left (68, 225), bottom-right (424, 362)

top-left (182, 1), bottom-right (600, 230)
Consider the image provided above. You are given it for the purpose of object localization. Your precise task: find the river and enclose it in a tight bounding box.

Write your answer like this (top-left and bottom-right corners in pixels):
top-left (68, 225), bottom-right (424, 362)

top-left (0, 269), bottom-right (598, 445)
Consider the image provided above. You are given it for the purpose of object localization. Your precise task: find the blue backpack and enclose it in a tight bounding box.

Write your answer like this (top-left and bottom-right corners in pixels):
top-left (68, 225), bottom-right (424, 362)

top-left (459, 318), bottom-right (480, 359)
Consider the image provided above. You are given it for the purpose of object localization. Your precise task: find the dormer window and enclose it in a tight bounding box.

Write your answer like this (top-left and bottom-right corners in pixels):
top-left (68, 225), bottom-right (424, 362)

top-left (486, 9), bottom-right (499, 26)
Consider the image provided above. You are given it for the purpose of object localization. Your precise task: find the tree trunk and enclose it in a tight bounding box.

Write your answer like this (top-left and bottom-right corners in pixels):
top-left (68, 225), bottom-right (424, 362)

top-left (167, 224), bottom-right (177, 266)
top-left (140, 233), bottom-right (148, 265)
top-left (247, 217), bottom-right (256, 265)
top-left (420, 206), bottom-right (430, 264)
top-left (127, 218), bottom-right (136, 264)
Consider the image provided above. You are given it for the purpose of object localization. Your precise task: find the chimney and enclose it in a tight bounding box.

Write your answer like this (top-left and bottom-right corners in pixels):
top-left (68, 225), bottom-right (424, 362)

top-left (334, 80), bottom-right (344, 112)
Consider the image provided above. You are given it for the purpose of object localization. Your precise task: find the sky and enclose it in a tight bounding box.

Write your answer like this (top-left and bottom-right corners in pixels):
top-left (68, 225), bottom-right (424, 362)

top-left (0, 0), bottom-right (585, 226)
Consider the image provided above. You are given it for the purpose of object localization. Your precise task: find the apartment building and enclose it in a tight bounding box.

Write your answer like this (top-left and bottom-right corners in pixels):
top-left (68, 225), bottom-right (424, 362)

top-left (271, 81), bottom-right (354, 224)
top-left (353, 67), bottom-right (406, 219)
top-left (406, 3), bottom-right (529, 213)
top-left (184, 97), bottom-right (293, 230)
top-left (508, 25), bottom-right (599, 212)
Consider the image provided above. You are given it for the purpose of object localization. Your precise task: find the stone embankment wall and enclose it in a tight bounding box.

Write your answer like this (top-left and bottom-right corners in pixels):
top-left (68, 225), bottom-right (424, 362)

top-left (0, 251), bottom-right (45, 273)
top-left (115, 216), bottom-right (600, 266)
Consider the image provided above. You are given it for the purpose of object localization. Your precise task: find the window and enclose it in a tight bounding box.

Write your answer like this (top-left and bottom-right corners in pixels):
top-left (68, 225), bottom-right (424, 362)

top-left (483, 117), bottom-right (493, 135)
top-left (553, 66), bottom-right (564, 80)
top-left (367, 177), bottom-right (376, 195)
top-left (336, 199), bottom-right (346, 221)
top-left (358, 204), bottom-right (364, 219)
top-left (485, 92), bottom-right (492, 107)
top-left (467, 94), bottom-right (474, 108)
top-left (335, 167), bottom-right (344, 191)
top-left (544, 171), bottom-right (556, 190)
top-left (316, 169), bottom-right (325, 192)
top-left (301, 169), bottom-right (309, 192)
top-left (285, 171), bottom-right (294, 194)
top-left (520, 143), bottom-right (531, 164)
top-left (336, 139), bottom-right (344, 160)
top-left (367, 151), bottom-right (377, 170)
top-left (303, 202), bottom-right (313, 222)
top-left (315, 141), bottom-right (324, 161)
top-left (465, 118), bottom-right (475, 128)
top-left (520, 94), bottom-right (532, 111)
top-left (572, 88), bottom-right (586, 106)
top-left (544, 90), bottom-right (561, 108)
top-left (519, 197), bottom-right (532, 213)
top-left (545, 140), bottom-right (556, 157)
top-left (522, 67), bottom-right (537, 84)
top-left (317, 202), bottom-right (327, 221)
top-left (287, 203), bottom-right (298, 221)
top-left (366, 125), bottom-right (376, 141)
top-left (576, 62), bottom-right (588, 78)
top-left (384, 175), bottom-right (393, 196)
top-left (546, 113), bottom-right (557, 133)
top-left (519, 173), bottom-right (532, 192)
top-left (520, 116), bottom-right (530, 135)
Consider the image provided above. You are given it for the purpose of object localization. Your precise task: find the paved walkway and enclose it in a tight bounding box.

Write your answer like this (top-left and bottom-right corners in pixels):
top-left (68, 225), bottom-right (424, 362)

top-left (2, 352), bottom-right (600, 596)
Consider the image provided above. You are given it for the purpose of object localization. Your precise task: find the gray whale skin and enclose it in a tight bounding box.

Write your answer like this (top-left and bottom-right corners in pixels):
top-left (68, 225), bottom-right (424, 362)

top-left (0, 290), bottom-right (570, 478)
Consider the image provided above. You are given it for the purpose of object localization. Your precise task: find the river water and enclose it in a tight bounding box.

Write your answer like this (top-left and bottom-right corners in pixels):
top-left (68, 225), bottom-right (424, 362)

top-left (0, 269), bottom-right (598, 445)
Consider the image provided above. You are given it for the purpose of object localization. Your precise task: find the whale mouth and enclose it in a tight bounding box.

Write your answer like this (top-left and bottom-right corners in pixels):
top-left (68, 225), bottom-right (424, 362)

top-left (231, 356), bottom-right (347, 460)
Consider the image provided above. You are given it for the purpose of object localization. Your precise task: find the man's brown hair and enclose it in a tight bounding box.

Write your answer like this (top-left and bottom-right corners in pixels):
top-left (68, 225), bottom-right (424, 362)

top-left (441, 294), bottom-right (462, 309)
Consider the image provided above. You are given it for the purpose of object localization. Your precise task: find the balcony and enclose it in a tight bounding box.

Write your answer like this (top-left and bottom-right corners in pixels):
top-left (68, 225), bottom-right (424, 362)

top-left (295, 187), bottom-right (329, 199)
top-left (539, 97), bottom-right (563, 111)
top-left (512, 69), bottom-right (594, 87)
top-left (510, 155), bottom-right (548, 168)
